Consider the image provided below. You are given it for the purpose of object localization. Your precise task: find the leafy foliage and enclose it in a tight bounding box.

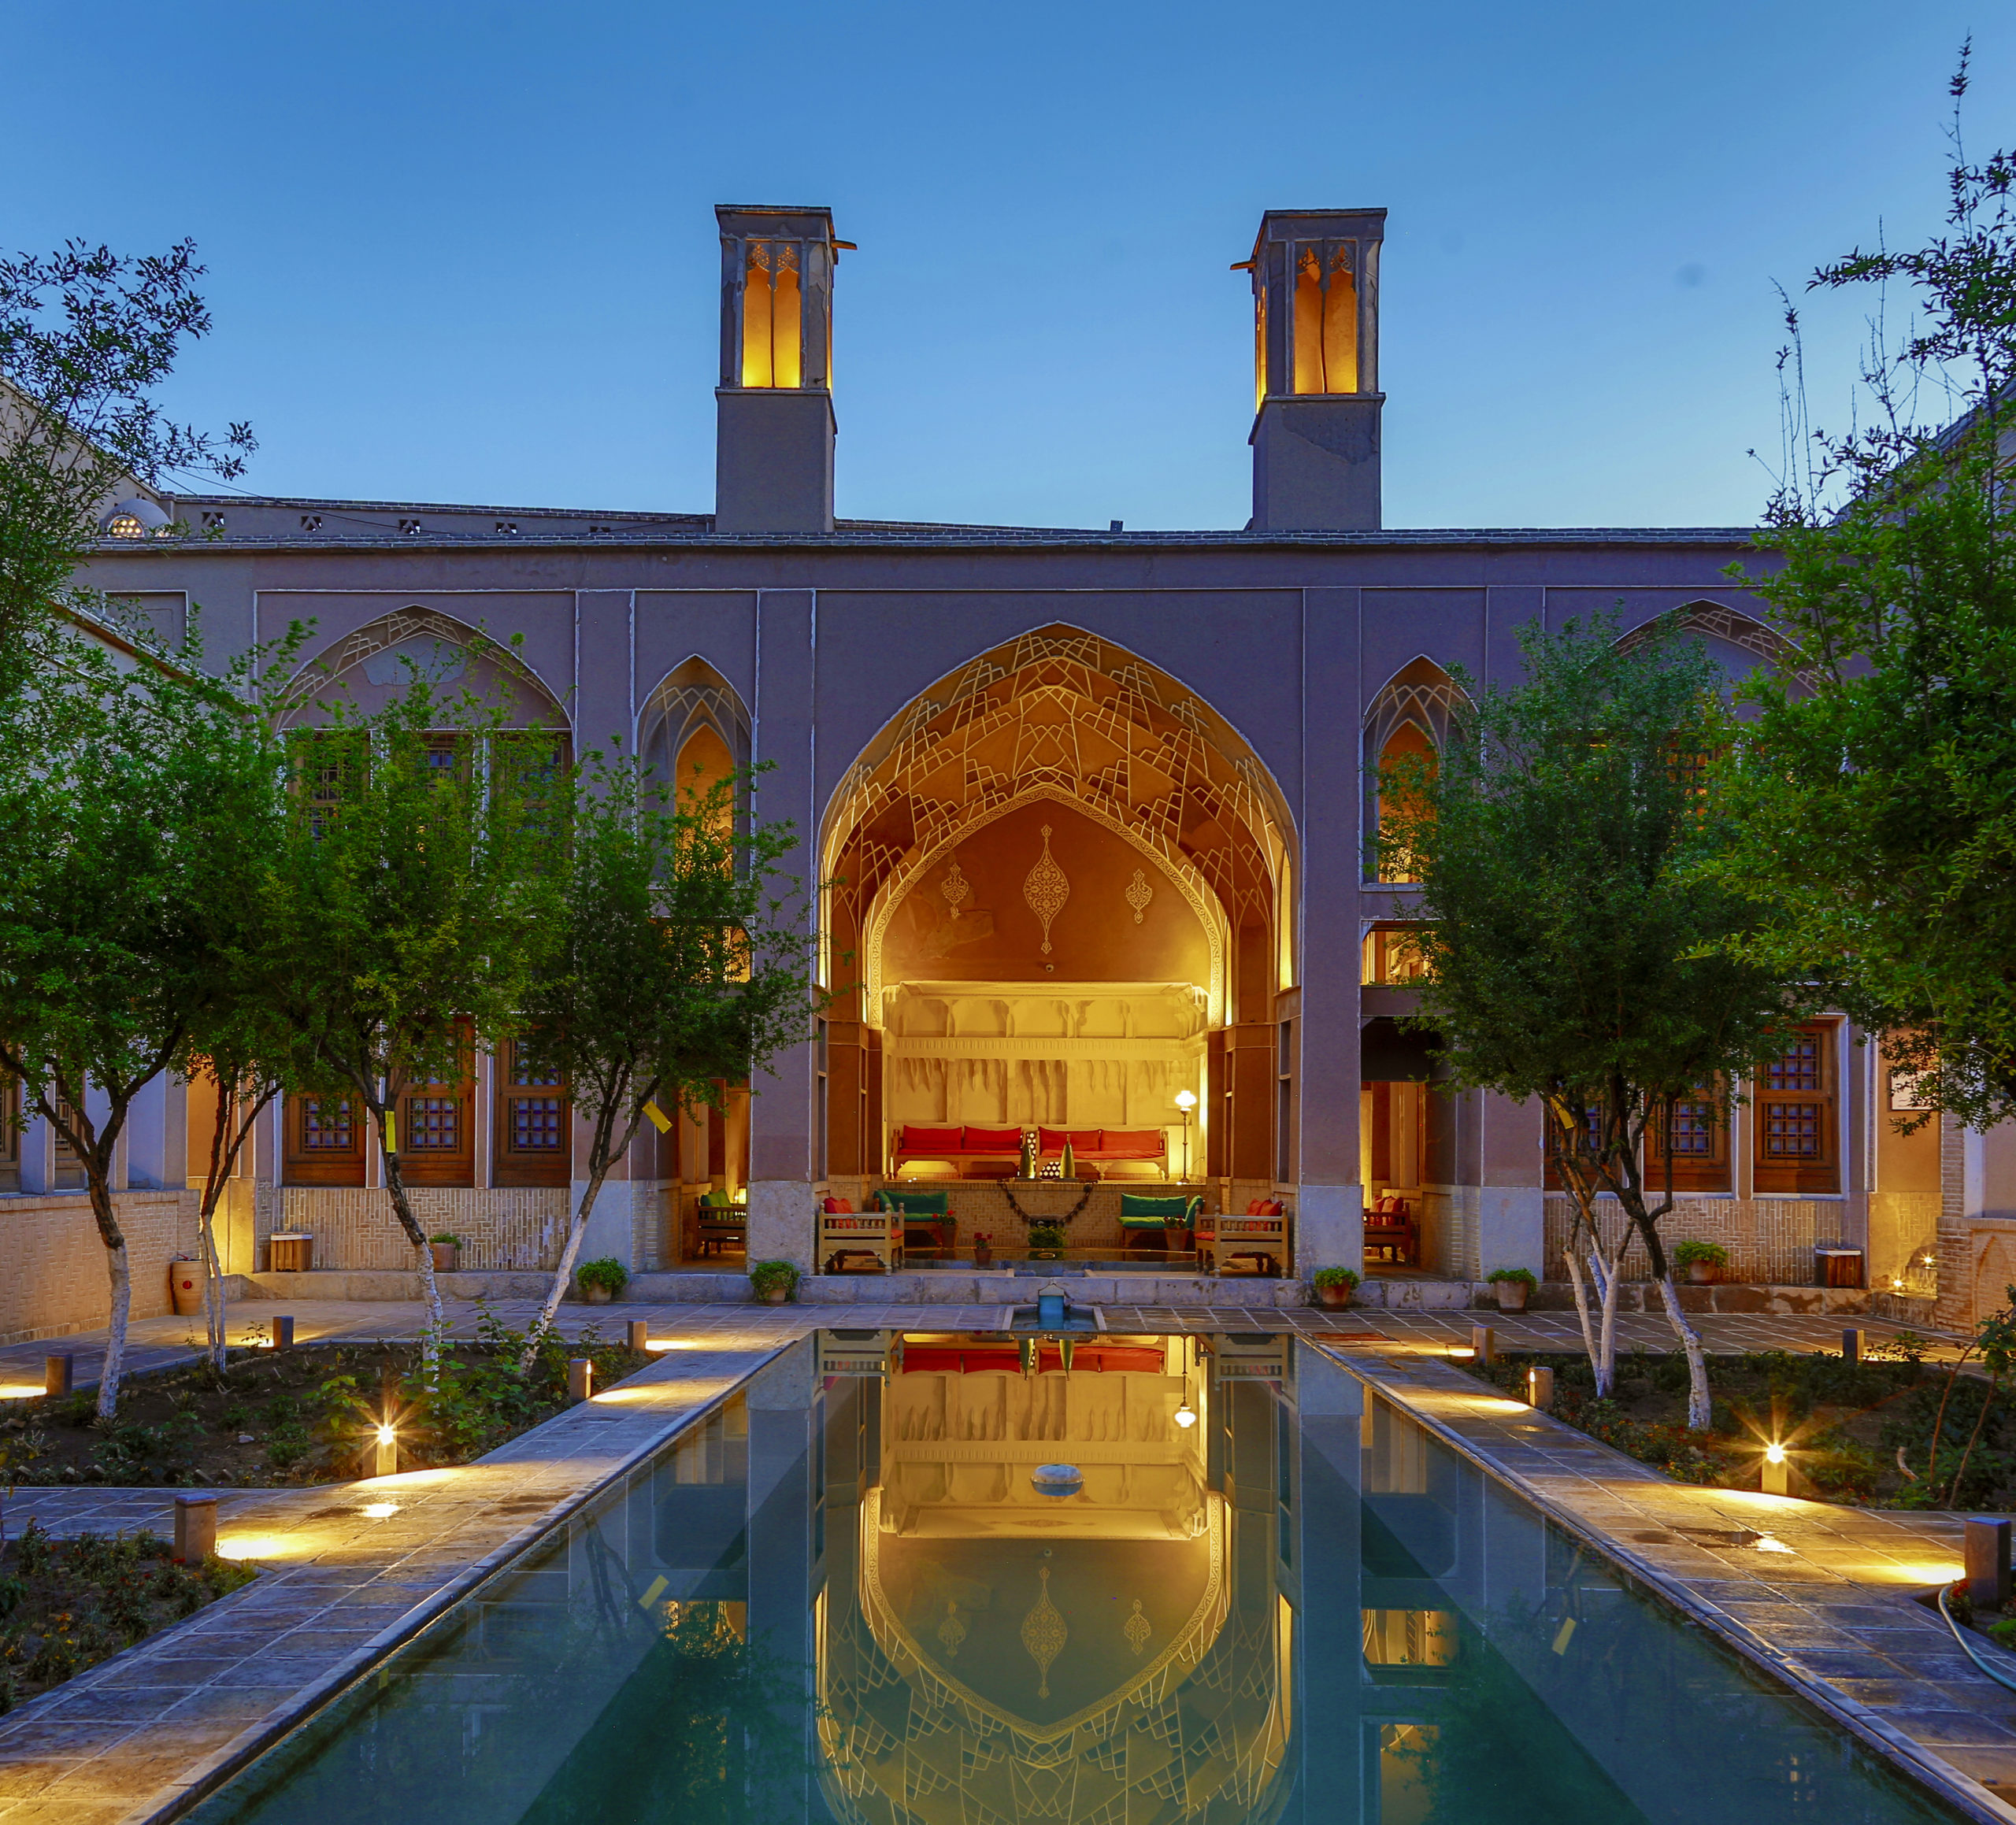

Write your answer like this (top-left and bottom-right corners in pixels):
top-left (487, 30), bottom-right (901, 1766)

top-left (1718, 62), bottom-right (2016, 1127)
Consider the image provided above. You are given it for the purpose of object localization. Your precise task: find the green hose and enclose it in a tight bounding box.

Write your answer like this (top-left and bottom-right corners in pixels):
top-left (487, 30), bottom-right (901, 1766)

top-left (1936, 1585), bottom-right (2016, 1696)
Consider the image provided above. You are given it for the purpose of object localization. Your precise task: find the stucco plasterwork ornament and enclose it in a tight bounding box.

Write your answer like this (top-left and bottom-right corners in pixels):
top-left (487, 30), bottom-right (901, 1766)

top-left (1023, 826), bottom-right (1069, 956)
top-left (937, 1601), bottom-right (966, 1658)
top-left (1021, 1566), bottom-right (1067, 1697)
top-left (1125, 868), bottom-right (1152, 924)
top-left (940, 859), bottom-right (971, 920)
top-left (1124, 1598), bottom-right (1152, 1656)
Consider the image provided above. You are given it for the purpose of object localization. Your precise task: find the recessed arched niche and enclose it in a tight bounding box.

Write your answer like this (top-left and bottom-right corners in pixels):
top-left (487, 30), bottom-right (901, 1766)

top-left (282, 608), bottom-right (567, 730)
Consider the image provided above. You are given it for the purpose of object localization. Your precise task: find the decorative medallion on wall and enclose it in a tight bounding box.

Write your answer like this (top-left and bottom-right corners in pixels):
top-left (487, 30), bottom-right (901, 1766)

top-left (1023, 825), bottom-right (1070, 956)
top-left (1021, 1565), bottom-right (1068, 1697)
top-left (1124, 1598), bottom-right (1153, 1656)
top-left (937, 1601), bottom-right (966, 1658)
top-left (940, 859), bottom-right (971, 920)
top-left (1125, 868), bottom-right (1153, 924)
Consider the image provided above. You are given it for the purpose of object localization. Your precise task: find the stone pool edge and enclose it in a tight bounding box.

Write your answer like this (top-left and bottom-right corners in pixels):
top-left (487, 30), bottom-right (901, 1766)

top-left (1320, 1342), bottom-right (2016, 1825)
top-left (0, 1332), bottom-right (800, 1825)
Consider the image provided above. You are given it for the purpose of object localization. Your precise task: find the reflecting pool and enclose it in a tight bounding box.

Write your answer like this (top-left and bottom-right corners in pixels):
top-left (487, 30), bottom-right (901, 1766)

top-left (189, 1332), bottom-right (1965, 1824)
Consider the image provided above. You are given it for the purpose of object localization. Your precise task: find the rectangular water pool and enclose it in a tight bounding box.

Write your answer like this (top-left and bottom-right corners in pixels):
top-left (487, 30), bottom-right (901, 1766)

top-left (184, 1332), bottom-right (1969, 1824)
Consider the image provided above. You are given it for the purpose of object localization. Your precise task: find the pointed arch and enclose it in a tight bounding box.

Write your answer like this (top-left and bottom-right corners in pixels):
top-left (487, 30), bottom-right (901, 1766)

top-left (1362, 656), bottom-right (1469, 886)
top-left (638, 655), bottom-right (752, 793)
top-left (863, 782), bottom-right (1231, 1022)
top-left (281, 605), bottom-right (568, 727)
top-left (1614, 598), bottom-right (1806, 676)
top-left (820, 624), bottom-right (1296, 1022)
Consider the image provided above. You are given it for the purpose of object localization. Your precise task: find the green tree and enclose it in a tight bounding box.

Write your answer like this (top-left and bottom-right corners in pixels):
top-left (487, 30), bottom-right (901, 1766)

top-left (0, 620), bottom-right (284, 1415)
top-left (521, 753), bottom-right (814, 1342)
top-left (1717, 68), bottom-right (2016, 1127)
top-left (0, 240), bottom-right (252, 683)
top-left (247, 659), bottom-right (557, 1367)
top-left (1379, 614), bottom-right (1810, 1423)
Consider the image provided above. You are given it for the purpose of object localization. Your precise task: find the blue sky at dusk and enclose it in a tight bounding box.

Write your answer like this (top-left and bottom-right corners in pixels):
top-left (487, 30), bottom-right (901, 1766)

top-left (4, 1), bottom-right (2012, 531)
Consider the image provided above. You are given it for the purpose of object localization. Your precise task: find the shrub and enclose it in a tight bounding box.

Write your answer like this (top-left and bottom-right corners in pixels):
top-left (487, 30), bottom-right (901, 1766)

top-left (1486, 1267), bottom-right (1538, 1288)
top-left (428, 1232), bottom-right (461, 1247)
top-left (1672, 1240), bottom-right (1731, 1271)
top-left (1312, 1266), bottom-right (1361, 1290)
top-left (576, 1257), bottom-right (629, 1296)
top-left (1028, 1223), bottom-right (1065, 1251)
top-left (749, 1260), bottom-right (799, 1300)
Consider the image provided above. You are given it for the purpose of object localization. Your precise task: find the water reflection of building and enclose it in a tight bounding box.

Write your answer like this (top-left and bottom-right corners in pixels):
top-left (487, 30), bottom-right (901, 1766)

top-left (813, 1331), bottom-right (1302, 1825)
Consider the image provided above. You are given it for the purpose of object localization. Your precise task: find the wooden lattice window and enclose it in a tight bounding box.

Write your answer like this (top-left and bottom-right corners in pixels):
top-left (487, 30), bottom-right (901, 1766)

top-left (1647, 1085), bottom-right (1730, 1194)
top-left (397, 1025), bottom-right (475, 1189)
top-left (495, 1038), bottom-right (569, 1187)
top-left (1755, 1024), bottom-right (1839, 1195)
top-left (285, 1091), bottom-right (365, 1186)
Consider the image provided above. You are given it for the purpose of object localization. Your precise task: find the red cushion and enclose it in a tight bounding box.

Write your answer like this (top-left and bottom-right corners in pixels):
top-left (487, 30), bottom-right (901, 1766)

top-left (900, 1124), bottom-right (963, 1153)
top-left (1036, 1127), bottom-right (1070, 1152)
top-left (1263, 1199), bottom-right (1285, 1216)
top-left (1066, 1128), bottom-right (1102, 1150)
top-left (828, 1196), bottom-right (855, 1213)
top-left (1246, 1199), bottom-right (1265, 1215)
top-left (1098, 1129), bottom-right (1163, 1157)
top-left (962, 1125), bottom-right (1023, 1153)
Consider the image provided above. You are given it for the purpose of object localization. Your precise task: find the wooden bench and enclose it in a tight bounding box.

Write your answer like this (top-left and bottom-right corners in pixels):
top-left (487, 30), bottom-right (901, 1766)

top-left (819, 1203), bottom-right (899, 1272)
top-left (1200, 1205), bottom-right (1288, 1275)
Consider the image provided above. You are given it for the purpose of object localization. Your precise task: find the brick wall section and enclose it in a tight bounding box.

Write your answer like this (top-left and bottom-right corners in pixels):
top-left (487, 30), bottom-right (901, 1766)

top-left (257, 1186), bottom-right (571, 1272)
top-left (0, 1190), bottom-right (200, 1346)
top-left (1936, 1111), bottom-right (1969, 1334)
top-left (1543, 1194), bottom-right (1850, 1285)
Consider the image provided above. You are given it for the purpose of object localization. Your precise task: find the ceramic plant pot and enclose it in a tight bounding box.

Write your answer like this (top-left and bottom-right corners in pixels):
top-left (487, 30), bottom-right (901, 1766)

top-left (973, 1246), bottom-right (992, 1268)
top-left (430, 1244), bottom-right (460, 1275)
top-left (762, 1286), bottom-right (791, 1305)
top-left (582, 1283), bottom-right (614, 1305)
top-left (168, 1263), bottom-right (207, 1318)
top-left (1686, 1261), bottom-right (1715, 1285)
top-left (1317, 1283), bottom-right (1353, 1309)
top-left (1495, 1282), bottom-right (1529, 1312)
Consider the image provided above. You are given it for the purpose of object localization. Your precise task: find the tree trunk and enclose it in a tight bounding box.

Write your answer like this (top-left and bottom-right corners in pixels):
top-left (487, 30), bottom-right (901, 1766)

top-left (1595, 1247), bottom-right (1623, 1397)
top-left (197, 1186), bottom-right (227, 1372)
top-left (377, 1131), bottom-right (444, 1379)
top-left (528, 1162), bottom-right (614, 1366)
top-left (1659, 1273), bottom-right (1714, 1430)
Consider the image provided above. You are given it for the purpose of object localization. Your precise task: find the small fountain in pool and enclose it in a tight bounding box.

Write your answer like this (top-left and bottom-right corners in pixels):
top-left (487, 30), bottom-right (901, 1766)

top-left (1010, 1283), bottom-right (1099, 1331)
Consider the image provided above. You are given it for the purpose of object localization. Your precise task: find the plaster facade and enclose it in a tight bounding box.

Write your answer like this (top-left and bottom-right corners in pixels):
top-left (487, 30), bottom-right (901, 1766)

top-left (19, 201), bottom-right (1959, 1331)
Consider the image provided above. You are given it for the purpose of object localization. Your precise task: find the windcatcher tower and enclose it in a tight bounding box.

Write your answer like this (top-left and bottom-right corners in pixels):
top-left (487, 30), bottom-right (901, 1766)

top-left (714, 205), bottom-right (849, 533)
top-left (1240, 208), bottom-right (1385, 531)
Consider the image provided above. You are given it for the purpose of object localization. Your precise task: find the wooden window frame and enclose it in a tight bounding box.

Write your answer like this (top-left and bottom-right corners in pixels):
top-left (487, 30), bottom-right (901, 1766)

top-left (1647, 1084), bottom-right (1732, 1195)
top-left (495, 1037), bottom-right (569, 1187)
top-left (284, 1090), bottom-right (366, 1187)
top-left (397, 1023), bottom-right (476, 1189)
top-left (1754, 1021), bottom-right (1840, 1196)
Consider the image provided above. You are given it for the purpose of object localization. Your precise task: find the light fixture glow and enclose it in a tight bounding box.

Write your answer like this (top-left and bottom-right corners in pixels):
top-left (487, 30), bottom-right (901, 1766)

top-left (1447, 1346), bottom-right (1476, 1360)
top-left (376, 1423), bottom-right (397, 1446)
top-left (1765, 1442), bottom-right (1786, 1464)
top-left (361, 1501), bottom-right (399, 1519)
top-left (1174, 1090), bottom-right (1198, 1112)
top-left (1174, 1401), bottom-right (1197, 1429)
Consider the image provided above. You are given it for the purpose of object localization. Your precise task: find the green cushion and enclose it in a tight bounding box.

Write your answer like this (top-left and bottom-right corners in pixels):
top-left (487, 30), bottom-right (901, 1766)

top-left (876, 1189), bottom-right (951, 1216)
top-left (1120, 1194), bottom-right (1203, 1223)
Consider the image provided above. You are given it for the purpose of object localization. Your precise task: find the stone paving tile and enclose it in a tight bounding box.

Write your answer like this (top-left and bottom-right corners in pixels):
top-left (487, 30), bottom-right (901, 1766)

top-left (1326, 1336), bottom-right (2016, 1823)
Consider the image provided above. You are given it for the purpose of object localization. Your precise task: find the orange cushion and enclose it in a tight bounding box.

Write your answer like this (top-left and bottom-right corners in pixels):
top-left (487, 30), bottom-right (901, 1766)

top-left (900, 1124), bottom-right (963, 1153)
top-left (1246, 1199), bottom-right (1266, 1215)
top-left (828, 1196), bottom-right (854, 1213)
top-left (962, 1125), bottom-right (1022, 1153)
top-left (1264, 1200), bottom-right (1285, 1216)
top-left (1099, 1129), bottom-right (1163, 1157)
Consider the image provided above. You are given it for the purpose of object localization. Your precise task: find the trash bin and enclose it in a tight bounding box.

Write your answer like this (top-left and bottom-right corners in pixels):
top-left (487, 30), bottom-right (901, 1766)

top-left (168, 1259), bottom-right (208, 1317)
top-left (1814, 1246), bottom-right (1864, 1289)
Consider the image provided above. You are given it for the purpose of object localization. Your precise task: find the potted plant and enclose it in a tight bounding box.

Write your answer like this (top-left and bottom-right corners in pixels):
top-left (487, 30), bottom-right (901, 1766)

top-left (750, 1259), bottom-right (800, 1305)
top-left (577, 1257), bottom-right (629, 1305)
top-left (429, 1232), bottom-right (462, 1274)
top-left (1312, 1265), bottom-right (1360, 1309)
top-left (1487, 1266), bottom-right (1537, 1312)
top-left (1028, 1221), bottom-right (1065, 1261)
top-left (1673, 1239), bottom-right (1730, 1286)
top-left (973, 1232), bottom-right (993, 1268)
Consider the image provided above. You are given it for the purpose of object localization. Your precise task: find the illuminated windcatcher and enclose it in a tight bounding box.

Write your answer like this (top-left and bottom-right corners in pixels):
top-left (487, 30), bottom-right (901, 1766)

top-left (716, 205), bottom-right (847, 393)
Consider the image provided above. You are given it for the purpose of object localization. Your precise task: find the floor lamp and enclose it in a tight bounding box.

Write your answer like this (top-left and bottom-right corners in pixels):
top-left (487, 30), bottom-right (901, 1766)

top-left (1175, 1090), bottom-right (1197, 1181)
